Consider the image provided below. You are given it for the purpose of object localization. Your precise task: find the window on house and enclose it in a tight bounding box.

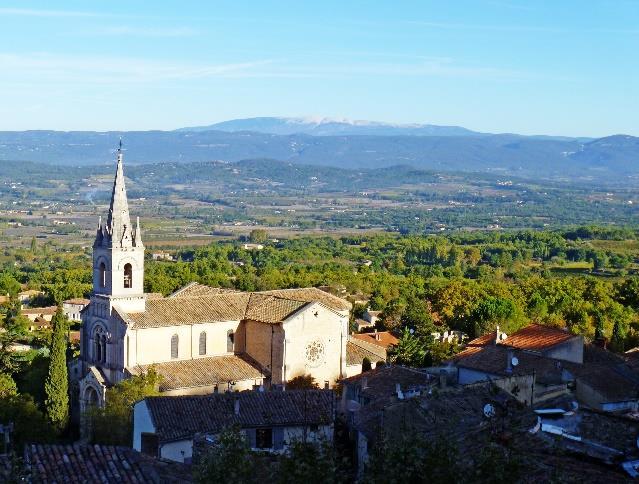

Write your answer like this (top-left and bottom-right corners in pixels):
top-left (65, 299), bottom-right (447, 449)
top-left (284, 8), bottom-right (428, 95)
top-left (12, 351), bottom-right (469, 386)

top-left (171, 334), bottom-right (179, 359)
top-left (123, 263), bottom-right (133, 288)
top-left (199, 331), bottom-right (207, 356)
top-left (255, 428), bottom-right (273, 449)
top-left (227, 330), bottom-right (234, 353)
top-left (99, 262), bottom-right (106, 288)
top-left (140, 433), bottom-right (159, 457)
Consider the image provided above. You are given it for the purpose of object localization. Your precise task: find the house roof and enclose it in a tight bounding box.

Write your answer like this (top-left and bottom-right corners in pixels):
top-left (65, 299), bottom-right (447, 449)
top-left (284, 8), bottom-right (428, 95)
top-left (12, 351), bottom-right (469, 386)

top-left (454, 330), bottom-right (639, 404)
top-left (354, 382), bottom-right (524, 441)
top-left (454, 344), bottom-right (574, 379)
top-left (21, 306), bottom-right (57, 316)
top-left (63, 298), bottom-right (90, 305)
top-left (351, 331), bottom-right (399, 350)
top-left (126, 354), bottom-right (266, 391)
top-left (118, 283), bottom-right (350, 329)
top-left (500, 323), bottom-right (576, 352)
top-left (346, 339), bottom-right (386, 366)
top-left (24, 443), bottom-right (189, 483)
top-left (143, 389), bottom-right (335, 443)
top-left (342, 365), bottom-right (432, 401)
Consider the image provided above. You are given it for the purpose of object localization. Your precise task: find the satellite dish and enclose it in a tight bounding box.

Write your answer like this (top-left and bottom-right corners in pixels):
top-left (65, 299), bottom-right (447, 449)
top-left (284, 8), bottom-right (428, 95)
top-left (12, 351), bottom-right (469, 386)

top-left (511, 356), bottom-right (519, 367)
top-left (483, 403), bottom-right (496, 418)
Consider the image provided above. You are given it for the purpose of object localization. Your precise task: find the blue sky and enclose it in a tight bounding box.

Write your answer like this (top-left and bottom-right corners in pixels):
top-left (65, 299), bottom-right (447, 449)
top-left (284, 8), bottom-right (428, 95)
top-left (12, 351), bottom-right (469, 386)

top-left (1, 1), bottom-right (638, 136)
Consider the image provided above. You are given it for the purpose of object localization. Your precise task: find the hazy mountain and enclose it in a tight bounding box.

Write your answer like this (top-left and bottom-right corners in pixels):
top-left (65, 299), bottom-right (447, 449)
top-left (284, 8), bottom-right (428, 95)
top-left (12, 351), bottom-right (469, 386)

top-left (0, 129), bottom-right (637, 184)
top-left (177, 116), bottom-right (483, 137)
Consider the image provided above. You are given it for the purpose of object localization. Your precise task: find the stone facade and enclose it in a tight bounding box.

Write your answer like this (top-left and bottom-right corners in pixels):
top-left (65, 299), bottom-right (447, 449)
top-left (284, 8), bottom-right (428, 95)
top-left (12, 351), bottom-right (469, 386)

top-left (75, 148), bottom-right (355, 418)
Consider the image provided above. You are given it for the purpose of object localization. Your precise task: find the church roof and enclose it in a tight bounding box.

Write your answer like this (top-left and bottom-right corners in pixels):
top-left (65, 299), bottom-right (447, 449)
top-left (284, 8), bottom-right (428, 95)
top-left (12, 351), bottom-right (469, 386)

top-left (120, 293), bottom-right (251, 328)
top-left (127, 354), bottom-right (267, 392)
top-left (118, 283), bottom-right (351, 329)
top-left (169, 282), bottom-right (239, 298)
top-left (142, 389), bottom-right (335, 443)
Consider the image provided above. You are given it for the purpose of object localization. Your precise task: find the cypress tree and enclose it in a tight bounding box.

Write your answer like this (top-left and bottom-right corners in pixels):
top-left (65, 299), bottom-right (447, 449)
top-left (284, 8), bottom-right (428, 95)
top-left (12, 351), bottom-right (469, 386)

top-left (44, 307), bottom-right (69, 432)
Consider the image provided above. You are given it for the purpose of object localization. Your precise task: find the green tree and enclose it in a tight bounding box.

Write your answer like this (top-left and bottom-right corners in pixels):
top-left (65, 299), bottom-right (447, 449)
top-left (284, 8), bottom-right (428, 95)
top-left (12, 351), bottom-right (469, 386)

top-left (44, 307), bottom-right (69, 432)
top-left (0, 394), bottom-right (55, 450)
top-left (195, 426), bottom-right (259, 484)
top-left (89, 369), bottom-right (160, 445)
top-left (470, 296), bottom-right (524, 337)
top-left (286, 374), bottom-right (319, 390)
top-left (387, 328), bottom-right (427, 367)
top-left (277, 440), bottom-right (347, 484)
top-left (248, 229), bottom-right (268, 244)
top-left (0, 372), bottom-right (17, 398)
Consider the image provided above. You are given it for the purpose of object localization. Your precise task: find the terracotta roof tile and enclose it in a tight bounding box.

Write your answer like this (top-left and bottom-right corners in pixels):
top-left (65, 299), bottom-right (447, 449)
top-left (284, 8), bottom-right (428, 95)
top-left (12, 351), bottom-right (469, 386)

top-left (245, 293), bottom-right (307, 323)
top-left (352, 331), bottom-right (399, 350)
top-left (127, 354), bottom-right (267, 391)
top-left (346, 339), bottom-right (386, 366)
top-left (21, 306), bottom-right (57, 316)
top-left (500, 324), bottom-right (576, 352)
top-left (144, 389), bottom-right (335, 443)
top-left (121, 294), bottom-right (250, 329)
top-left (342, 365), bottom-right (432, 401)
top-left (63, 298), bottom-right (90, 305)
top-left (258, 287), bottom-right (352, 312)
top-left (25, 443), bottom-right (189, 483)
top-left (170, 282), bottom-right (240, 298)
top-left (119, 283), bottom-right (350, 329)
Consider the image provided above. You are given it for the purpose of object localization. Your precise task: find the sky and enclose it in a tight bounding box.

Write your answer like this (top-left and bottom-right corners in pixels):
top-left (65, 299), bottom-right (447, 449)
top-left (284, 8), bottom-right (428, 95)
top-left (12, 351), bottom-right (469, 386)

top-left (1, 1), bottom-right (638, 136)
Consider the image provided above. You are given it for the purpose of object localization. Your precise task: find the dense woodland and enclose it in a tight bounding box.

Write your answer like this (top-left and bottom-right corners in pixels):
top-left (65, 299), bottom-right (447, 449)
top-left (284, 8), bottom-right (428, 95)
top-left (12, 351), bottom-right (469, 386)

top-left (0, 226), bottom-right (639, 453)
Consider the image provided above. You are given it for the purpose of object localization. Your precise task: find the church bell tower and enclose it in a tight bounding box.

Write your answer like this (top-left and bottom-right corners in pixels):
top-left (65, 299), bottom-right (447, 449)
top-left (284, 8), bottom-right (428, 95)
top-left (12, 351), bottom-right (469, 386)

top-left (92, 141), bottom-right (145, 313)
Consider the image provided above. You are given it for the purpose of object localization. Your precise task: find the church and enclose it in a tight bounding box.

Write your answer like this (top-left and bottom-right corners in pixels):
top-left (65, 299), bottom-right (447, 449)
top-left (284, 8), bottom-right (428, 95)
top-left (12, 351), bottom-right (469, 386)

top-left (75, 146), bottom-right (371, 413)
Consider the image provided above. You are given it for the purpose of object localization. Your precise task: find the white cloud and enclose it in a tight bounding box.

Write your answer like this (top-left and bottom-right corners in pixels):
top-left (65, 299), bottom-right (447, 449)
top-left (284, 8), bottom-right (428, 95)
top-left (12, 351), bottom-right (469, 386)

top-left (0, 53), bottom-right (274, 85)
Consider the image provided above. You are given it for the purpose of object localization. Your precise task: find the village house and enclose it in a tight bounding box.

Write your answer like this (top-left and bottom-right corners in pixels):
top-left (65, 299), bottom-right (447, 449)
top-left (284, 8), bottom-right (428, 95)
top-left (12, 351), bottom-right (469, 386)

top-left (63, 298), bottom-right (90, 322)
top-left (344, 337), bottom-right (388, 377)
top-left (74, 148), bottom-right (359, 416)
top-left (21, 305), bottom-right (57, 324)
top-left (133, 389), bottom-right (335, 463)
top-left (362, 309), bottom-right (382, 327)
top-left (450, 324), bottom-right (639, 412)
top-left (351, 330), bottom-right (398, 351)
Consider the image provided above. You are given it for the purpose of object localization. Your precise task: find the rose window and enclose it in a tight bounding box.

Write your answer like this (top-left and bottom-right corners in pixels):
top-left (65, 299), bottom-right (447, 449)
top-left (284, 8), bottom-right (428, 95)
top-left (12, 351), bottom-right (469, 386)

top-left (305, 340), bottom-right (325, 366)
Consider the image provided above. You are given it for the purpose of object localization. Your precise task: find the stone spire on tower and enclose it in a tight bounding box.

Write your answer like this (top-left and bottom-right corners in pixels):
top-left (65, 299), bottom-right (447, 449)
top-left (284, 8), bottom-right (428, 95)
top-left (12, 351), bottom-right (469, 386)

top-left (95, 140), bottom-right (142, 249)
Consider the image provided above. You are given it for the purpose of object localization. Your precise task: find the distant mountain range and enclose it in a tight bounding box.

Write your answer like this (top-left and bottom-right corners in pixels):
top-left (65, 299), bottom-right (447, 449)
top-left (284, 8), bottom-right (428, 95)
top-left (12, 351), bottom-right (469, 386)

top-left (0, 118), bottom-right (636, 184)
top-left (177, 116), bottom-right (484, 137)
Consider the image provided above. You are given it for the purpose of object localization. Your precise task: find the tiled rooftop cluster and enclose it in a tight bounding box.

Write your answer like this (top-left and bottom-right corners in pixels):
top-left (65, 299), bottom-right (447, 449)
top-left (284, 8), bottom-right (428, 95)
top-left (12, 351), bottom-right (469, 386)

top-left (144, 389), bottom-right (335, 442)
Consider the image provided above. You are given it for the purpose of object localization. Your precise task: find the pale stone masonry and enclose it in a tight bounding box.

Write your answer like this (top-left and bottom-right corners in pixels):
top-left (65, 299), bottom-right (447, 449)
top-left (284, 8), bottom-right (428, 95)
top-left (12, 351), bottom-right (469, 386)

top-left (75, 147), bottom-right (363, 413)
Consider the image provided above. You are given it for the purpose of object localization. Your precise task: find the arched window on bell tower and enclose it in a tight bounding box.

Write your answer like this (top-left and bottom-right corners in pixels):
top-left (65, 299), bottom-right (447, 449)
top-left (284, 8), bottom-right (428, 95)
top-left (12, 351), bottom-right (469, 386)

top-left (93, 327), bottom-right (107, 364)
top-left (123, 263), bottom-right (133, 289)
top-left (99, 262), bottom-right (106, 288)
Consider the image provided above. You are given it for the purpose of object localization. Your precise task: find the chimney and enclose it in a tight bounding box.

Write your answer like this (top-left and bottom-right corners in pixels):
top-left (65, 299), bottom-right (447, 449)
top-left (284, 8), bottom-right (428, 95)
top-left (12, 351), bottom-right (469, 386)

top-left (439, 369), bottom-right (447, 389)
top-left (396, 383), bottom-right (404, 400)
top-left (234, 397), bottom-right (240, 415)
top-left (495, 325), bottom-right (500, 344)
top-left (361, 377), bottom-right (368, 390)
top-left (375, 330), bottom-right (381, 341)
top-left (506, 349), bottom-right (514, 374)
